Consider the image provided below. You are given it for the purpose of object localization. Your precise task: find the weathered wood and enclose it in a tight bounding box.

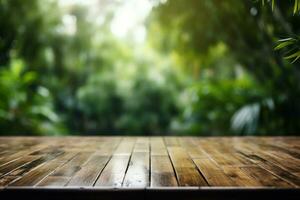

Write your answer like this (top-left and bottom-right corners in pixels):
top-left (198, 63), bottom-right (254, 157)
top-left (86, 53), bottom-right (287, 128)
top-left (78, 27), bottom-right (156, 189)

top-left (0, 137), bottom-right (299, 189)
top-left (222, 166), bottom-right (262, 187)
top-left (0, 156), bottom-right (38, 177)
top-left (167, 146), bottom-right (208, 186)
top-left (193, 158), bottom-right (236, 186)
top-left (38, 176), bottom-right (70, 187)
top-left (113, 138), bottom-right (135, 155)
top-left (151, 156), bottom-right (177, 187)
top-left (67, 155), bottom-right (110, 186)
top-left (240, 166), bottom-right (293, 187)
top-left (11, 153), bottom-right (75, 186)
top-left (95, 155), bottom-right (130, 187)
top-left (150, 137), bottom-right (168, 156)
top-left (51, 152), bottom-right (92, 177)
top-left (122, 138), bottom-right (150, 187)
top-left (122, 152), bottom-right (149, 187)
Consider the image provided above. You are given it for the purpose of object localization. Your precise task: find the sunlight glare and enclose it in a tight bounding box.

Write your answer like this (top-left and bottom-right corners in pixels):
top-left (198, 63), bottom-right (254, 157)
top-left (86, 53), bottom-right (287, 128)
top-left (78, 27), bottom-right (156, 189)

top-left (110, 0), bottom-right (153, 43)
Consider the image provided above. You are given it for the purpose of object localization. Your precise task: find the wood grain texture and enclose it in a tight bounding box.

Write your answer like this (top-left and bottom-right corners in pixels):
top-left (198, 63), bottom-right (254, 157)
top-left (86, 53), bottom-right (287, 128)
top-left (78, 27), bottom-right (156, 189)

top-left (122, 139), bottom-right (150, 188)
top-left (151, 156), bottom-right (177, 187)
top-left (167, 146), bottom-right (208, 186)
top-left (0, 137), bottom-right (299, 188)
top-left (10, 153), bottom-right (76, 186)
top-left (95, 155), bottom-right (130, 187)
top-left (66, 155), bottom-right (110, 186)
top-left (193, 158), bottom-right (236, 186)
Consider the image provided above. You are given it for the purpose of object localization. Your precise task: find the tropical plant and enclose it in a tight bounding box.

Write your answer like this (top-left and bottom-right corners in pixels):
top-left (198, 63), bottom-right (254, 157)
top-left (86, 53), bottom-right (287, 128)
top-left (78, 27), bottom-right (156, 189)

top-left (0, 59), bottom-right (64, 135)
top-left (262, 0), bottom-right (300, 62)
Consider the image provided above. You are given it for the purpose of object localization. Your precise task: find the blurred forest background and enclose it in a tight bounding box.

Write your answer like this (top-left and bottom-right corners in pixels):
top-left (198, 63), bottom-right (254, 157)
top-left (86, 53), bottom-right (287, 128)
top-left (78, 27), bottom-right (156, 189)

top-left (0, 0), bottom-right (300, 136)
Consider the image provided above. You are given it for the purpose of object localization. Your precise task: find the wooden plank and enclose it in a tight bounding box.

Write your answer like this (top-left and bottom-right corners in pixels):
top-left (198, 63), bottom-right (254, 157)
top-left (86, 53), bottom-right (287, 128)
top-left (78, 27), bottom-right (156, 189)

top-left (95, 155), bottom-right (131, 187)
top-left (30, 146), bottom-right (64, 156)
top-left (196, 139), bottom-right (234, 156)
top-left (37, 152), bottom-right (93, 187)
top-left (134, 138), bottom-right (149, 153)
top-left (65, 137), bottom-right (120, 187)
top-left (0, 175), bottom-right (19, 187)
top-left (151, 156), bottom-right (178, 187)
top-left (239, 151), bottom-right (300, 187)
top-left (164, 137), bottom-right (180, 147)
top-left (8, 153), bottom-right (60, 177)
top-left (261, 151), bottom-right (300, 173)
top-left (95, 138), bottom-right (140, 187)
top-left (38, 176), bottom-right (70, 187)
top-left (0, 137), bottom-right (299, 189)
top-left (259, 143), bottom-right (300, 160)
top-left (0, 143), bottom-right (47, 166)
top-left (0, 153), bottom-right (63, 187)
top-left (193, 158), bottom-right (236, 186)
top-left (114, 138), bottom-right (136, 156)
top-left (67, 155), bottom-right (109, 187)
top-left (167, 147), bottom-right (208, 186)
top-left (94, 138), bottom-right (121, 156)
top-left (150, 137), bottom-right (168, 156)
top-left (222, 166), bottom-right (262, 187)
top-left (209, 153), bottom-right (253, 167)
top-left (179, 138), bottom-right (208, 159)
top-left (240, 166), bottom-right (294, 187)
top-left (0, 156), bottom-right (38, 177)
top-left (123, 152), bottom-right (149, 187)
top-left (10, 153), bottom-right (75, 186)
top-left (51, 152), bottom-right (92, 177)
top-left (294, 172), bottom-right (300, 177)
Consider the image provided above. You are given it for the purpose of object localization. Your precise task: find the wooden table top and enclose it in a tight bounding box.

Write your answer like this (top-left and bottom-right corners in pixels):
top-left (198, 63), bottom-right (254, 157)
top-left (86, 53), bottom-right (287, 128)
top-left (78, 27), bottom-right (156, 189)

top-left (0, 136), bottom-right (299, 190)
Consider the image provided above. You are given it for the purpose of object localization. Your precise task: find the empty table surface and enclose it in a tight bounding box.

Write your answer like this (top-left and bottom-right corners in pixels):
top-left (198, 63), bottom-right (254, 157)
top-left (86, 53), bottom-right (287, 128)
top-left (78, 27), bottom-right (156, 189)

top-left (0, 136), bottom-right (299, 189)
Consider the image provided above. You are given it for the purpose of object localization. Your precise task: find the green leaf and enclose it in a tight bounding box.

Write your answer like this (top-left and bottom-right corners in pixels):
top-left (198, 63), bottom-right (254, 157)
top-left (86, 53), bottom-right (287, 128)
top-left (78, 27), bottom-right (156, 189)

top-left (292, 54), bottom-right (300, 63)
top-left (278, 38), bottom-right (296, 42)
top-left (294, 0), bottom-right (299, 14)
top-left (23, 72), bottom-right (37, 84)
top-left (10, 59), bottom-right (24, 76)
top-left (284, 51), bottom-right (300, 59)
top-left (274, 41), bottom-right (294, 50)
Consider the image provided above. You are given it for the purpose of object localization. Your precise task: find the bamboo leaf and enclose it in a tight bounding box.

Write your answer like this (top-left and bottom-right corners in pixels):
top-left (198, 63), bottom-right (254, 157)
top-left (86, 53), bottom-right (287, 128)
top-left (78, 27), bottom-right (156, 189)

top-left (284, 51), bottom-right (300, 59)
top-left (291, 54), bottom-right (300, 63)
top-left (294, 0), bottom-right (298, 14)
top-left (278, 38), bottom-right (296, 42)
top-left (274, 41), bottom-right (294, 50)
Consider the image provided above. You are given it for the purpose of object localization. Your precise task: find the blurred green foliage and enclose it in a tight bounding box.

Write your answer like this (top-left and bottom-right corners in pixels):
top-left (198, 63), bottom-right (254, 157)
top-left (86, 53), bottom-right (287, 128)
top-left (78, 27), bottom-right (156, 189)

top-left (178, 78), bottom-right (264, 135)
top-left (151, 0), bottom-right (300, 135)
top-left (0, 59), bottom-right (64, 134)
top-left (0, 0), bottom-right (299, 135)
